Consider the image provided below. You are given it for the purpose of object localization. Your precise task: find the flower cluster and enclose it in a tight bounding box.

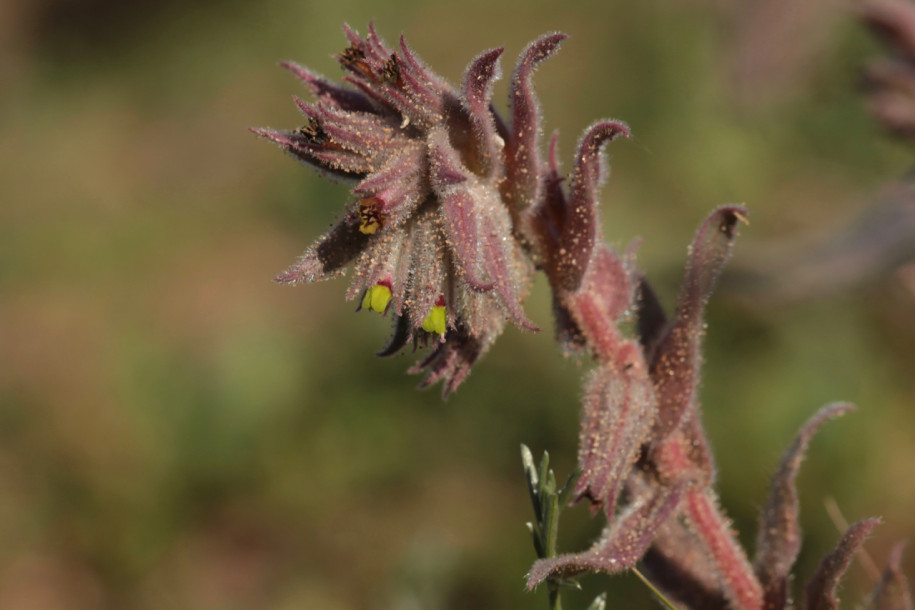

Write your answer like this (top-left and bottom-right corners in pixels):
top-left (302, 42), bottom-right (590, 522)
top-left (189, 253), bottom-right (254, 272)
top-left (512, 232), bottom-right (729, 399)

top-left (256, 25), bottom-right (912, 609)
top-left (254, 25), bottom-right (573, 395)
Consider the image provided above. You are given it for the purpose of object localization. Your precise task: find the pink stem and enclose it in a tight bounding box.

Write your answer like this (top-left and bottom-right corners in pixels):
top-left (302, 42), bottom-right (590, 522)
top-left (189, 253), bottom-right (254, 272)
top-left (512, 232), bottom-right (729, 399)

top-left (685, 489), bottom-right (763, 610)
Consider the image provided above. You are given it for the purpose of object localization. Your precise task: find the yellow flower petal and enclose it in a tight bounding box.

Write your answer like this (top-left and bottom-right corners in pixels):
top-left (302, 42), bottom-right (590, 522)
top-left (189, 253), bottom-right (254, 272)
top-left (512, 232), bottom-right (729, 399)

top-left (421, 305), bottom-right (447, 335)
top-left (362, 284), bottom-right (392, 314)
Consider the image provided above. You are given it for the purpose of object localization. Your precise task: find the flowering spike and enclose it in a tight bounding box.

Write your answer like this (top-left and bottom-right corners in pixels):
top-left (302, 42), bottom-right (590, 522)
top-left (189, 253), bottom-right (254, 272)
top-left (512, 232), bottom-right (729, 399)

top-left (805, 518), bottom-right (882, 610)
top-left (573, 341), bottom-right (655, 513)
top-left (870, 542), bottom-right (913, 610)
top-left (649, 205), bottom-right (748, 442)
top-left (526, 483), bottom-right (684, 589)
top-left (505, 33), bottom-right (567, 214)
top-left (259, 27), bottom-right (558, 389)
top-left (556, 120), bottom-right (631, 291)
top-left (754, 402), bottom-right (856, 610)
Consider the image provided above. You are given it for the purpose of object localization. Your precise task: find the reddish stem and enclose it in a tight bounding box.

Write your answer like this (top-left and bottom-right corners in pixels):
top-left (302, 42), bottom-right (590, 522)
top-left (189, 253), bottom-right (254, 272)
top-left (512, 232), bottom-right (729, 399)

top-left (685, 489), bottom-right (763, 610)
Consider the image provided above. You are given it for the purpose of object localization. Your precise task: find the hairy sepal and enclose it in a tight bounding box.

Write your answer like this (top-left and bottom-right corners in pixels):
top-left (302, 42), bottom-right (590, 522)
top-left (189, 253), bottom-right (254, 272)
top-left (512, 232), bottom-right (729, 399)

top-left (754, 402), bottom-right (856, 610)
top-left (649, 205), bottom-right (748, 443)
top-left (526, 483), bottom-right (684, 589)
top-left (555, 120), bottom-right (630, 292)
top-left (504, 32), bottom-right (567, 214)
top-left (574, 342), bottom-right (655, 513)
top-left (805, 518), bottom-right (881, 610)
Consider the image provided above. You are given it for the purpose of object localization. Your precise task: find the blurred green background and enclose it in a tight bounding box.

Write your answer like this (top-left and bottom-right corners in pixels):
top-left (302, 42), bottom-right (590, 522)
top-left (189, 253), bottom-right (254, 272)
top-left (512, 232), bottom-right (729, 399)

top-left (2, 0), bottom-right (914, 608)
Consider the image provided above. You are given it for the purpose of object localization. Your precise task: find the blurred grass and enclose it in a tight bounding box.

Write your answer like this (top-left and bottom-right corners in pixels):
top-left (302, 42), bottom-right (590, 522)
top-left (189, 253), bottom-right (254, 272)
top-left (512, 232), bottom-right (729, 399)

top-left (1, 0), bottom-right (914, 608)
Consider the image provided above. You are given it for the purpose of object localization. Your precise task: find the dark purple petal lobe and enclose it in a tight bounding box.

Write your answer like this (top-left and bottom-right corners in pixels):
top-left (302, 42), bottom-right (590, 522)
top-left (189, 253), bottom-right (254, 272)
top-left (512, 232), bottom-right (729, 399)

top-left (557, 120), bottom-right (631, 292)
top-left (274, 212), bottom-right (370, 284)
top-left (408, 320), bottom-right (489, 397)
top-left (634, 275), bottom-right (669, 357)
top-left (755, 402), bottom-right (856, 610)
top-left (650, 205), bottom-right (748, 441)
top-left (526, 484), bottom-right (684, 588)
top-left (377, 314), bottom-right (411, 357)
top-left (871, 542), bottom-right (913, 610)
top-left (805, 518), bottom-right (882, 610)
top-left (505, 33), bottom-right (567, 213)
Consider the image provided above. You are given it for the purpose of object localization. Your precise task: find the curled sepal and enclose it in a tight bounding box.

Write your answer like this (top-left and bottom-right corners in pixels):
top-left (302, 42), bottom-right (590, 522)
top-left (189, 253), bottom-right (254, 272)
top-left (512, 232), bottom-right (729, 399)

top-left (805, 518), bottom-right (882, 610)
top-left (649, 205), bottom-right (748, 442)
top-left (556, 120), bottom-right (631, 292)
top-left (754, 402), bottom-right (856, 610)
top-left (462, 47), bottom-right (505, 177)
top-left (274, 210), bottom-right (370, 284)
top-left (869, 542), bottom-right (913, 610)
top-left (526, 484), bottom-right (684, 589)
top-left (574, 341), bottom-right (655, 514)
top-left (504, 33), bottom-right (567, 213)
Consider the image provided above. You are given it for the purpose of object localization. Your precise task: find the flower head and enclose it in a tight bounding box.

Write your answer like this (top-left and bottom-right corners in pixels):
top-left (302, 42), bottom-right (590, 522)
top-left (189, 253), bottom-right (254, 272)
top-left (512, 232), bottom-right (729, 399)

top-left (254, 25), bottom-right (575, 394)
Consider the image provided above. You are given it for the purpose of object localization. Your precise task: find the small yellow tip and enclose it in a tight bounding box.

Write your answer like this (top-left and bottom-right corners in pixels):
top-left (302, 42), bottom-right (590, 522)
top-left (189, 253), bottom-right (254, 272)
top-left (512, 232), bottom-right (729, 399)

top-left (362, 284), bottom-right (392, 314)
top-left (421, 305), bottom-right (447, 335)
top-left (358, 221), bottom-right (379, 235)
